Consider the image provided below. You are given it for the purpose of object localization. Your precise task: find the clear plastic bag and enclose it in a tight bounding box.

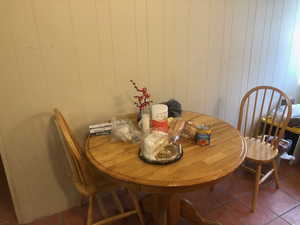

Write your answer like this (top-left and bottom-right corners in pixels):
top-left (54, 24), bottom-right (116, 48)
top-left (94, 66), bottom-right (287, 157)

top-left (111, 117), bottom-right (142, 143)
top-left (168, 118), bottom-right (186, 143)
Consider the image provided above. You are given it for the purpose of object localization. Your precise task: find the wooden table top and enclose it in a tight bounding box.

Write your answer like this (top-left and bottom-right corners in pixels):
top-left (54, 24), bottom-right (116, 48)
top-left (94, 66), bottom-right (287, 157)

top-left (86, 112), bottom-right (247, 192)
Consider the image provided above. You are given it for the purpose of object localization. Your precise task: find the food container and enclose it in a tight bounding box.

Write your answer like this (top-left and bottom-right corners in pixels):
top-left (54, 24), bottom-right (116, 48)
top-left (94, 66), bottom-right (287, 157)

top-left (194, 125), bottom-right (212, 146)
top-left (151, 104), bottom-right (168, 133)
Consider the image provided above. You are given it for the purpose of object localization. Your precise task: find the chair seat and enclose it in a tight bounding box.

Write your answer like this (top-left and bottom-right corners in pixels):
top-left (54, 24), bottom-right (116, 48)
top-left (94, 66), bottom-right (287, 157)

top-left (245, 137), bottom-right (278, 163)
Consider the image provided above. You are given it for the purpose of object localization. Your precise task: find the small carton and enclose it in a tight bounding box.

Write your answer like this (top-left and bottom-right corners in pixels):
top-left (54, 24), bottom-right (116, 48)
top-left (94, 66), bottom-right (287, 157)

top-left (195, 125), bottom-right (212, 146)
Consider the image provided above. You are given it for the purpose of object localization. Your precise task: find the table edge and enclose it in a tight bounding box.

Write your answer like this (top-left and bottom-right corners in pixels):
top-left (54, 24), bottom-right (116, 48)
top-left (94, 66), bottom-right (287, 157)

top-left (85, 113), bottom-right (247, 191)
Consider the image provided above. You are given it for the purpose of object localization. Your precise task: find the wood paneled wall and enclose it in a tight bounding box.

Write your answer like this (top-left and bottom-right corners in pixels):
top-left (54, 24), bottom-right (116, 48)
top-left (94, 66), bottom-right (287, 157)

top-left (0, 0), bottom-right (299, 223)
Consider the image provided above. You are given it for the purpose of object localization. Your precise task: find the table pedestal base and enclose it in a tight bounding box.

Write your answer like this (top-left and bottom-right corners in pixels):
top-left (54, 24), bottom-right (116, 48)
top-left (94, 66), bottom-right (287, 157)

top-left (142, 194), bottom-right (221, 225)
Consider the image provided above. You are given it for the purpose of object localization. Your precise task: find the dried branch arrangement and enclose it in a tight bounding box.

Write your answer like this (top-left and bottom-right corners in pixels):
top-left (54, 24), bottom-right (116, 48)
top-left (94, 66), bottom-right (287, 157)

top-left (129, 80), bottom-right (152, 112)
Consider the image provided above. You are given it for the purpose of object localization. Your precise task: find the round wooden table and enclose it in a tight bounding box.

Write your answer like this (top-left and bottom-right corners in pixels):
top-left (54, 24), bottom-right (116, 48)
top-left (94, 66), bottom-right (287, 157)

top-left (86, 112), bottom-right (247, 225)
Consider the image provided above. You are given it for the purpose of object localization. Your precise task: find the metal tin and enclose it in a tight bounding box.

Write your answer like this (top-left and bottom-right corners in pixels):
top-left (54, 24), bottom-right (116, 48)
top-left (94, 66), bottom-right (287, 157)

top-left (194, 125), bottom-right (212, 146)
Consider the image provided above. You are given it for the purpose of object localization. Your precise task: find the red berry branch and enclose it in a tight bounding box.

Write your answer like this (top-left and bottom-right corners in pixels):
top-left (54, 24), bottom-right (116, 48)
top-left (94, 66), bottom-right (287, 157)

top-left (129, 80), bottom-right (152, 112)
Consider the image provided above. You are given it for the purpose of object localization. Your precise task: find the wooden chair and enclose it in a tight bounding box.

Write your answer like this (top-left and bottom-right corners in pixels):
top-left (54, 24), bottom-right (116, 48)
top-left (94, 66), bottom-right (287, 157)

top-left (54, 109), bottom-right (145, 225)
top-left (237, 86), bottom-right (292, 212)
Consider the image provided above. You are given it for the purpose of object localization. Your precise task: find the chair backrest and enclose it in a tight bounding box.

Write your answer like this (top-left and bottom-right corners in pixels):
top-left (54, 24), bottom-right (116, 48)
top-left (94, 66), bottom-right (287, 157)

top-left (54, 109), bottom-right (89, 188)
top-left (237, 86), bottom-right (292, 147)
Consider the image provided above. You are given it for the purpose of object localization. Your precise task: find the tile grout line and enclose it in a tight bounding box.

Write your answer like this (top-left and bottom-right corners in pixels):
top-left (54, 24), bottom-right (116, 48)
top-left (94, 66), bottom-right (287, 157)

top-left (229, 176), bottom-right (300, 213)
top-left (228, 190), bottom-right (280, 225)
top-left (279, 186), bottom-right (300, 204)
top-left (263, 216), bottom-right (287, 225)
top-left (235, 189), bottom-right (300, 220)
top-left (278, 216), bottom-right (293, 225)
top-left (239, 186), bottom-right (300, 224)
top-left (278, 202), bottom-right (300, 217)
top-left (212, 189), bottom-right (281, 225)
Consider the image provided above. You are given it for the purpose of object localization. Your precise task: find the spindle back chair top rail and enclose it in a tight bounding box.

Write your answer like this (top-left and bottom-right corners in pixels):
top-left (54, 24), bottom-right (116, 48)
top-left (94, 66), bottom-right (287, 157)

top-left (237, 86), bottom-right (292, 147)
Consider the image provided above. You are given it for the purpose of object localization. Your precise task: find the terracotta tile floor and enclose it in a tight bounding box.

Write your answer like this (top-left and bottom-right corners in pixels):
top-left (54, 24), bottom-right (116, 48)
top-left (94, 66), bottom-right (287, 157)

top-left (1, 160), bottom-right (300, 225)
top-left (0, 159), bottom-right (18, 225)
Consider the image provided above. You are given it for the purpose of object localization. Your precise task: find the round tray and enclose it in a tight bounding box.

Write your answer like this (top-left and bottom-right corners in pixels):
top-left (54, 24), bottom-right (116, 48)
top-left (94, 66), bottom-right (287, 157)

top-left (138, 144), bottom-right (183, 165)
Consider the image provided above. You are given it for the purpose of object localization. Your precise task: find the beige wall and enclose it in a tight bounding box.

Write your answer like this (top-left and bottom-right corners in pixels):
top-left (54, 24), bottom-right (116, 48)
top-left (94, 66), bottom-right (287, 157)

top-left (0, 0), bottom-right (299, 223)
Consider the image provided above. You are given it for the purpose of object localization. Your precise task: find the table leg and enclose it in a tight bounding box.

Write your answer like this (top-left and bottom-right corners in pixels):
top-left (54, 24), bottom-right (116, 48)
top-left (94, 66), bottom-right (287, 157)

top-left (142, 194), bottom-right (221, 225)
top-left (142, 194), bottom-right (180, 225)
top-left (180, 199), bottom-right (221, 225)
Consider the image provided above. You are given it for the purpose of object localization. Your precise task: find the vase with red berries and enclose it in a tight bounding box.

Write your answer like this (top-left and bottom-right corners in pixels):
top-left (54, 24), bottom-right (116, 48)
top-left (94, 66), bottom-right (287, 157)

top-left (129, 80), bottom-right (152, 122)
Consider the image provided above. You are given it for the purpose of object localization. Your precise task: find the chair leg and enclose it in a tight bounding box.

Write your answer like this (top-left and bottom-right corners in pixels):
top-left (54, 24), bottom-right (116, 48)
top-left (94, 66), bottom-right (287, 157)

top-left (80, 196), bottom-right (86, 207)
top-left (87, 196), bottom-right (94, 225)
top-left (252, 164), bottom-right (262, 212)
top-left (96, 194), bottom-right (109, 218)
top-left (272, 159), bottom-right (280, 189)
top-left (128, 189), bottom-right (145, 225)
top-left (111, 191), bottom-right (125, 213)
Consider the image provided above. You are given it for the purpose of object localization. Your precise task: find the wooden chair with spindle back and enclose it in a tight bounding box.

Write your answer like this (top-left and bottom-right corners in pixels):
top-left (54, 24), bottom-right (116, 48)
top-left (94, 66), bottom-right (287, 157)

top-left (54, 109), bottom-right (145, 225)
top-left (237, 86), bottom-right (292, 212)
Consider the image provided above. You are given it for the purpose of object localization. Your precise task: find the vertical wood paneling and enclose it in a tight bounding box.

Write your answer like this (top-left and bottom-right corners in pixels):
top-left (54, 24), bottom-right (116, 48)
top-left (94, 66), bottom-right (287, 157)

top-left (225, 0), bottom-right (250, 125)
top-left (205, 0), bottom-right (225, 116)
top-left (147, 0), bottom-right (165, 102)
top-left (268, 0), bottom-right (285, 86)
top-left (188, 0), bottom-right (210, 113)
top-left (173, 0), bottom-right (191, 106)
top-left (134, 0), bottom-right (150, 87)
top-left (218, 0), bottom-right (234, 120)
top-left (0, 0), bottom-right (299, 223)
top-left (258, 0), bottom-right (275, 85)
top-left (283, 0), bottom-right (300, 94)
top-left (287, 0), bottom-right (300, 95)
top-left (165, 0), bottom-right (176, 99)
top-left (68, 0), bottom-right (104, 122)
top-left (95, 0), bottom-right (119, 118)
top-left (275, 0), bottom-right (298, 91)
top-left (247, 0), bottom-right (268, 89)
top-left (240, 0), bottom-right (258, 96)
top-left (0, 2), bottom-right (32, 222)
top-left (110, 0), bottom-right (139, 113)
